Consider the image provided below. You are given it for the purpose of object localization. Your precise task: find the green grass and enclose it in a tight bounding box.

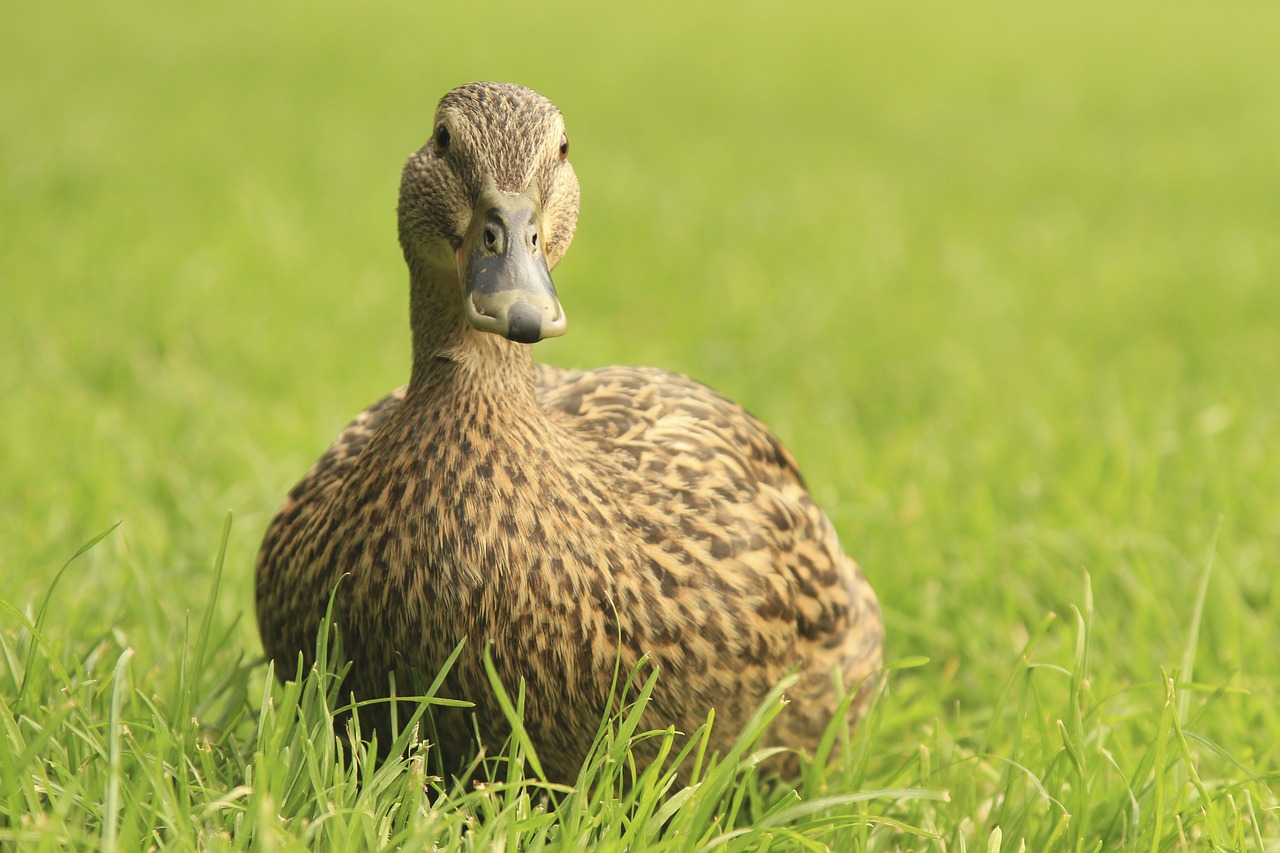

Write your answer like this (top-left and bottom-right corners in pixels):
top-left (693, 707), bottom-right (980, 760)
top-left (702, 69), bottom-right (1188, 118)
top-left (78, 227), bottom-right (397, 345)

top-left (4, 0), bottom-right (1279, 848)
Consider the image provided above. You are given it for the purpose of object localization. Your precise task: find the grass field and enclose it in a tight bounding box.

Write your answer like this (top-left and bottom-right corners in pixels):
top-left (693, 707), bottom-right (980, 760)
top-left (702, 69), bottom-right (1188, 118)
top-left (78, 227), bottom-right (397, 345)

top-left (4, 0), bottom-right (1279, 848)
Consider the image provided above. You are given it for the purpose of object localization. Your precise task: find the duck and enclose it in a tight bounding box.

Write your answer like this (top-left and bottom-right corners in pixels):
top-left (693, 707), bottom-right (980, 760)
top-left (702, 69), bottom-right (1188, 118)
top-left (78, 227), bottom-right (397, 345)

top-left (256, 81), bottom-right (883, 784)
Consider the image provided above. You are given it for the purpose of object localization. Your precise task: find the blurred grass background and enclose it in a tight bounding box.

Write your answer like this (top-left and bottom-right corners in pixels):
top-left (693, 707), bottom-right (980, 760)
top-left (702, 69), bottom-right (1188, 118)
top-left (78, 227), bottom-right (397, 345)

top-left (3, 0), bottom-right (1279, 844)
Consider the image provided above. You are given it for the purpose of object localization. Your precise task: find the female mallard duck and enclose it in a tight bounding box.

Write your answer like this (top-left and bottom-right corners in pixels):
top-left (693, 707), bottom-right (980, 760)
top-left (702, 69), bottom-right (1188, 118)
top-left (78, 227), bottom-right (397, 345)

top-left (257, 81), bottom-right (882, 783)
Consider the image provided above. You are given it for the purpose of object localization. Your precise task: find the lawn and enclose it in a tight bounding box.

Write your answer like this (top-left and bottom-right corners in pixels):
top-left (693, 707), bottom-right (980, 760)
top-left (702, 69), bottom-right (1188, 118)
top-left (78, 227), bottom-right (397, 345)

top-left (3, 0), bottom-right (1279, 848)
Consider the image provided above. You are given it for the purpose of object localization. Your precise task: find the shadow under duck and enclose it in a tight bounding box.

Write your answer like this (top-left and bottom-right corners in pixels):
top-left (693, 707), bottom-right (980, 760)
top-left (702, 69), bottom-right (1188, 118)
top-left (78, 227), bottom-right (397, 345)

top-left (256, 81), bottom-right (883, 783)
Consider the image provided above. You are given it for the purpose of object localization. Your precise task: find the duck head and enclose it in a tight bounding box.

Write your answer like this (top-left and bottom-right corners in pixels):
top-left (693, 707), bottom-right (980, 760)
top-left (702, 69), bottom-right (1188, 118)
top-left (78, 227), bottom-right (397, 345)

top-left (398, 82), bottom-right (579, 346)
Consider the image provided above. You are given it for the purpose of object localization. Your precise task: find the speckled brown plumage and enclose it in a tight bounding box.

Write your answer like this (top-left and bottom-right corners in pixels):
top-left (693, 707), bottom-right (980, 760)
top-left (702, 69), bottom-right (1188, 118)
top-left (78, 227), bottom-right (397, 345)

top-left (256, 81), bottom-right (882, 784)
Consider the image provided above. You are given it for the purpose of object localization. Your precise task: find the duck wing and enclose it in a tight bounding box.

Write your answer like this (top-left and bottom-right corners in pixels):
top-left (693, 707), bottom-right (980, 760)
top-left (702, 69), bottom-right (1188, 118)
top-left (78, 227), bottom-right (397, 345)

top-left (256, 386), bottom-right (408, 670)
top-left (535, 363), bottom-right (880, 648)
top-left (534, 361), bottom-right (882, 741)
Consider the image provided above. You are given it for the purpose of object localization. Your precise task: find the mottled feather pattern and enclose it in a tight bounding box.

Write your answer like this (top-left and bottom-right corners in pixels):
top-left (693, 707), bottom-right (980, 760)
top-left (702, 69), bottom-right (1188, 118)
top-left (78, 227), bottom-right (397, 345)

top-left (255, 82), bottom-right (882, 783)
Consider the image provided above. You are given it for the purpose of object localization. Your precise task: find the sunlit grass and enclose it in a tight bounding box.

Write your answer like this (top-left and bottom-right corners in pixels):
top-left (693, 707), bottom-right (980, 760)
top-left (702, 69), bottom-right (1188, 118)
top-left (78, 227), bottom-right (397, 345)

top-left (4, 0), bottom-right (1279, 848)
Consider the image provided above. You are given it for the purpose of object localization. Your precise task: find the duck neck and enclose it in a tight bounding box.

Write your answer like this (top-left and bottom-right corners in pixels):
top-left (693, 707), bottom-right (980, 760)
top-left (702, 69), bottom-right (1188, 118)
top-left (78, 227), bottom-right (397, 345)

top-left (406, 259), bottom-right (541, 407)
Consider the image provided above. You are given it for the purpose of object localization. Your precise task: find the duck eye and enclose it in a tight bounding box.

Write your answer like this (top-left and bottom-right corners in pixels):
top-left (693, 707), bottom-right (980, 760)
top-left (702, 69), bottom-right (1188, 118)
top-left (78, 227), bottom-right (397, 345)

top-left (434, 124), bottom-right (451, 155)
top-left (558, 133), bottom-right (569, 160)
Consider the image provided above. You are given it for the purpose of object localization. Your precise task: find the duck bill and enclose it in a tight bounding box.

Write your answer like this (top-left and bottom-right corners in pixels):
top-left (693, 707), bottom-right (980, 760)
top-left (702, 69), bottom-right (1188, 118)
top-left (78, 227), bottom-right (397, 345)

top-left (459, 177), bottom-right (566, 343)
